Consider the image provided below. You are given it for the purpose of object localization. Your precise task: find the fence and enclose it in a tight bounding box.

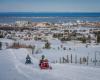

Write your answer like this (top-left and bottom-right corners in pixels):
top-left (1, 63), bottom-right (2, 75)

top-left (52, 53), bottom-right (100, 66)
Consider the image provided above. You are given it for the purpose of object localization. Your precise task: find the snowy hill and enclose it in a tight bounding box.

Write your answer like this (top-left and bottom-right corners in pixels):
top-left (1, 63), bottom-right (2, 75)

top-left (0, 48), bottom-right (100, 80)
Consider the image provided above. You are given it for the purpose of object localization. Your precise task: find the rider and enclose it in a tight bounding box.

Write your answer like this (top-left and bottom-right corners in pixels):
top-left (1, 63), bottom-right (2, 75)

top-left (25, 54), bottom-right (31, 64)
top-left (39, 55), bottom-right (49, 69)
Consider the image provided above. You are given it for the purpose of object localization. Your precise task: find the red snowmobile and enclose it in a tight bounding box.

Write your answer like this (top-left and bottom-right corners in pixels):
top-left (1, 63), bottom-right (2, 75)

top-left (39, 59), bottom-right (52, 69)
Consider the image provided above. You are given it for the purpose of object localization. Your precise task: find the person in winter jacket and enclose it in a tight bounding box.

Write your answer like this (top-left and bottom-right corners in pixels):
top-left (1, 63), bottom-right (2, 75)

top-left (25, 54), bottom-right (32, 64)
top-left (39, 55), bottom-right (50, 69)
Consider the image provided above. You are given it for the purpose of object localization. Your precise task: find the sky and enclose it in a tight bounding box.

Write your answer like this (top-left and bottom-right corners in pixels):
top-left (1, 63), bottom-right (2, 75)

top-left (0, 0), bottom-right (100, 12)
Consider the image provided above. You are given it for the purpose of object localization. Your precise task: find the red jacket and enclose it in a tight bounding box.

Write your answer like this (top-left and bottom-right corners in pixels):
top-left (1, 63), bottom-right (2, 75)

top-left (39, 59), bottom-right (49, 69)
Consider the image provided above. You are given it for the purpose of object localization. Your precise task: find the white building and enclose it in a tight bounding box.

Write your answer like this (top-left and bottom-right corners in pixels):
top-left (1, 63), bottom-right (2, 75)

top-left (15, 21), bottom-right (29, 27)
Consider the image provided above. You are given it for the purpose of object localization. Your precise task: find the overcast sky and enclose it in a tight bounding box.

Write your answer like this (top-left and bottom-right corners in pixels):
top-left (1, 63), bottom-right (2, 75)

top-left (0, 0), bottom-right (100, 12)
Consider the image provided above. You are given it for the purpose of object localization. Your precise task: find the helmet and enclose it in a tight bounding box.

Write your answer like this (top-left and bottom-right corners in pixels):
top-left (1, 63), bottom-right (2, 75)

top-left (41, 55), bottom-right (45, 59)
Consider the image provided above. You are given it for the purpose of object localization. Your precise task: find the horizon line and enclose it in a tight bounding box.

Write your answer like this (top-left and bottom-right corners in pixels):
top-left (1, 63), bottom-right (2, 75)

top-left (0, 12), bottom-right (100, 13)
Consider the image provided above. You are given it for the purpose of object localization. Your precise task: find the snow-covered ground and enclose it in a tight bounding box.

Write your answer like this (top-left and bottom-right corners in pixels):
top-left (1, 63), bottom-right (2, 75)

top-left (0, 48), bottom-right (100, 80)
top-left (0, 38), bottom-right (100, 80)
top-left (14, 39), bottom-right (100, 65)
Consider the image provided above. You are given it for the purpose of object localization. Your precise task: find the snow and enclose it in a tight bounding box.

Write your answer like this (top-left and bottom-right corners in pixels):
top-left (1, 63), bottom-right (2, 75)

top-left (0, 38), bottom-right (100, 80)
top-left (0, 48), bottom-right (100, 80)
top-left (0, 38), bottom-right (14, 49)
top-left (0, 49), bottom-right (29, 80)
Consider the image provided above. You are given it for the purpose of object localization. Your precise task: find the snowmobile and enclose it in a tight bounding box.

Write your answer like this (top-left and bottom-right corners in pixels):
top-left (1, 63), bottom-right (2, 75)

top-left (25, 54), bottom-right (32, 64)
top-left (39, 59), bottom-right (52, 70)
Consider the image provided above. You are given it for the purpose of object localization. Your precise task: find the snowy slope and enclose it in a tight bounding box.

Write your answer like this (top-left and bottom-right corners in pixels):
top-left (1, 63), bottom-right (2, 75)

top-left (0, 48), bottom-right (100, 80)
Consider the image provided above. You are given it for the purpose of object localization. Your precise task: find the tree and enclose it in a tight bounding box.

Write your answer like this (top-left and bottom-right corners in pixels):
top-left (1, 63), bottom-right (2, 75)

top-left (53, 33), bottom-right (58, 38)
top-left (94, 31), bottom-right (100, 43)
top-left (88, 35), bottom-right (91, 43)
top-left (45, 41), bottom-right (51, 49)
top-left (0, 35), bottom-right (3, 38)
top-left (97, 33), bottom-right (100, 43)
top-left (60, 37), bottom-right (71, 41)
top-left (0, 32), bottom-right (3, 38)
top-left (82, 36), bottom-right (86, 43)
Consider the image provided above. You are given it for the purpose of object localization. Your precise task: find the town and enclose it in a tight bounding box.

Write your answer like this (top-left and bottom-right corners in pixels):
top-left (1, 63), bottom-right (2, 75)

top-left (0, 20), bottom-right (100, 43)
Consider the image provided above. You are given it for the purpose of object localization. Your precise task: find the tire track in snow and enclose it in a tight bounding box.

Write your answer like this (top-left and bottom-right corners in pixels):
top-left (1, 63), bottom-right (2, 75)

top-left (9, 49), bottom-right (34, 80)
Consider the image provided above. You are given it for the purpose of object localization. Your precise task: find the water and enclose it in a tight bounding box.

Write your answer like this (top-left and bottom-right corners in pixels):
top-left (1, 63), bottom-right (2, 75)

top-left (0, 12), bottom-right (100, 17)
top-left (0, 12), bottom-right (100, 23)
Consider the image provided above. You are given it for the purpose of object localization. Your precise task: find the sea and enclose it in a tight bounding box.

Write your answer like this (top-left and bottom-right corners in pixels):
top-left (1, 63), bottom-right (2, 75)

top-left (0, 12), bottom-right (100, 24)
